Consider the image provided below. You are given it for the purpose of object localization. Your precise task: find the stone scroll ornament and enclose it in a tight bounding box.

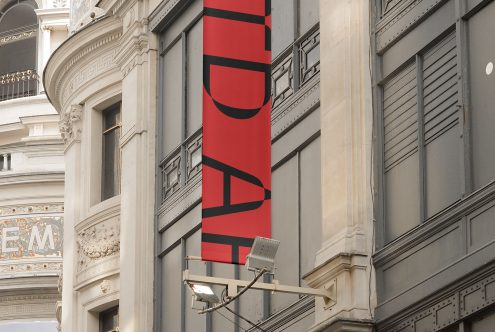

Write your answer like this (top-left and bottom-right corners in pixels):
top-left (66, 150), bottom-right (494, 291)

top-left (202, 0), bottom-right (272, 265)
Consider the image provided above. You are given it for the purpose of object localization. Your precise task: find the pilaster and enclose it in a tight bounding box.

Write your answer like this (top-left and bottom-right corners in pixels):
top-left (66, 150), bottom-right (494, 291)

top-left (59, 105), bottom-right (82, 332)
top-left (304, 0), bottom-right (375, 331)
top-left (113, 2), bottom-right (157, 331)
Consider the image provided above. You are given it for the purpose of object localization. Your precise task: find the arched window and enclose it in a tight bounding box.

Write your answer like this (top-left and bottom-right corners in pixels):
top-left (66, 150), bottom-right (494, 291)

top-left (0, 0), bottom-right (38, 101)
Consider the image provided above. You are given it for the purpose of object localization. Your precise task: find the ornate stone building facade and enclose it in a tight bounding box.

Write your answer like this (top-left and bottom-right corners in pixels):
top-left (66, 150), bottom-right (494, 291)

top-left (44, 0), bottom-right (375, 331)
top-left (44, 0), bottom-right (495, 331)
top-left (0, 0), bottom-right (68, 330)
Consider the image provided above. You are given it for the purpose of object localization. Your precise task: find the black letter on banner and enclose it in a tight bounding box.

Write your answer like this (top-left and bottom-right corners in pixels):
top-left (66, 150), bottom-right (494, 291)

top-left (202, 233), bottom-right (254, 264)
top-left (203, 55), bottom-right (271, 120)
top-left (202, 155), bottom-right (271, 218)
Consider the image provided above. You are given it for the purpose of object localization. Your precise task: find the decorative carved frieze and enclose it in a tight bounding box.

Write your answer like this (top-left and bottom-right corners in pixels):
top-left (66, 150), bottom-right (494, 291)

top-left (59, 105), bottom-right (83, 147)
top-left (61, 50), bottom-right (118, 107)
top-left (77, 218), bottom-right (120, 271)
top-left (0, 204), bottom-right (63, 217)
top-left (0, 262), bottom-right (62, 275)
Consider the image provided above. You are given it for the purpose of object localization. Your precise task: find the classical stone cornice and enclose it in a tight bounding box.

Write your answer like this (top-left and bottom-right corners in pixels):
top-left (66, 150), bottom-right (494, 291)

top-left (114, 20), bottom-right (151, 78)
top-left (149, 0), bottom-right (192, 32)
top-left (0, 171), bottom-right (64, 186)
top-left (44, 16), bottom-right (123, 112)
top-left (304, 252), bottom-right (368, 289)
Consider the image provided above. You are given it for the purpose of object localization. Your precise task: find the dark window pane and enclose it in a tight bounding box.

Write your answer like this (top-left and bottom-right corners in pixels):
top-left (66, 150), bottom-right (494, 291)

top-left (102, 104), bottom-right (121, 201)
top-left (186, 18), bottom-right (203, 137)
top-left (100, 306), bottom-right (119, 332)
top-left (299, 0), bottom-right (319, 36)
top-left (0, 38), bottom-right (37, 74)
top-left (0, 3), bottom-right (37, 32)
top-left (383, 63), bottom-right (420, 241)
top-left (423, 32), bottom-right (461, 217)
top-left (103, 106), bottom-right (120, 130)
top-left (468, 0), bottom-right (495, 190)
top-left (162, 40), bottom-right (183, 156)
top-left (272, 0), bottom-right (294, 59)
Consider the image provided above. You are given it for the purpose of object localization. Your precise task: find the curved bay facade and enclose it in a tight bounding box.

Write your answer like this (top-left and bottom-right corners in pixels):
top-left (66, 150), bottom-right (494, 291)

top-left (0, 0), bottom-right (68, 330)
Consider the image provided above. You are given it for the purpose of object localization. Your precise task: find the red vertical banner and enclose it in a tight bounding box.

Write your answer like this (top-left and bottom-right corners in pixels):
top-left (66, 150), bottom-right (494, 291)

top-left (202, 0), bottom-right (272, 264)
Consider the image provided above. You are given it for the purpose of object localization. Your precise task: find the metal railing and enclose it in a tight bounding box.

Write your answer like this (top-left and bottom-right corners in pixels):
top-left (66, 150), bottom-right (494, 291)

top-left (0, 70), bottom-right (39, 102)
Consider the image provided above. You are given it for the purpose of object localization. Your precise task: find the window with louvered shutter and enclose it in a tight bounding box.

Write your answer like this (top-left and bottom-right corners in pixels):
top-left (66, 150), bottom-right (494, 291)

top-left (382, 32), bottom-right (462, 242)
top-left (384, 62), bottom-right (420, 241)
top-left (423, 33), bottom-right (461, 218)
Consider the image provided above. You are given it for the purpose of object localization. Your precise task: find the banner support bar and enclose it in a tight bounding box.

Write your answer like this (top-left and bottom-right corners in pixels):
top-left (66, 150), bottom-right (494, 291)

top-left (183, 269), bottom-right (336, 307)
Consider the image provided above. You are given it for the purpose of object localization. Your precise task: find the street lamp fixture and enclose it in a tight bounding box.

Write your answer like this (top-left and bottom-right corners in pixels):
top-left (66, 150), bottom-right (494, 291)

top-left (246, 236), bottom-right (280, 274)
top-left (189, 284), bottom-right (219, 305)
top-left (183, 237), bottom-right (336, 313)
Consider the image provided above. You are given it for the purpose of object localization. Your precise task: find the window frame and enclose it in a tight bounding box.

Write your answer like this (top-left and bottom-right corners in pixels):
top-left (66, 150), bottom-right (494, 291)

top-left (101, 103), bottom-right (122, 202)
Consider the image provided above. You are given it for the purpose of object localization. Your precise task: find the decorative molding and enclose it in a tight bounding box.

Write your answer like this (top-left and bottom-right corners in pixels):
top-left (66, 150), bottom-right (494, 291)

top-left (77, 217), bottom-right (120, 271)
top-left (115, 30), bottom-right (150, 78)
top-left (56, 300), bottom-right (62, 331)
top-left (62, 30), bottom-right (121, 76)
top-left (149, 0), bottom-right (190, 32)
top-left (158, 174), bottom-right (201, 231)
top-left (100, 279), bottom-right (112, 293)
top-left (0, 29), bottom-right (37, 46)
top-left (271, 77), bottom-right (320, 139)
top-left (45, 19), bottom-right (123, 112)
top-left (75, 204), bottom-right (120, 285)
top-left (60, 50), bottom-right (118, 108)
top-left (52, 0), bottom-right (68, 8)
top-left (300, 29), bottom-right (320, 86)
top-left (161, 152), bottom-right (181, 201)
top-left (375, 0), bottom-right (446, 52)
top-left (0, 262), bottom-right (62, 277)
top-left (186, 132), bottom-right (202, 181)
top-left (377, 263), bottom-right (495, 331)
top-left (249, 296), bottom-right (315, 332)
top-left (75, 255), bottom-right (119, 289)
top-left (272, 53), bottom-right (294, 109)
top-left (0, 203), bottom-right (63, 217)
top-left (0, 292), bottom-right (60, 320)
top-left (59, 104), bottom-right (83, 147)
top-left (374, 181), bottom-right (495, 266)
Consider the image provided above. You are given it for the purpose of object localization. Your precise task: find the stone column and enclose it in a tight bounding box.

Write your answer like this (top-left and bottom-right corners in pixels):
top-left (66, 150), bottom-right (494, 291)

top-left (304, 1), bottom-right (375, 331)
top-left (41, 26), bottom-right (52, 68)
top-left (2, 154), bottom-right (8, 171)
top-left (114, 3), bottom-right (157, 331)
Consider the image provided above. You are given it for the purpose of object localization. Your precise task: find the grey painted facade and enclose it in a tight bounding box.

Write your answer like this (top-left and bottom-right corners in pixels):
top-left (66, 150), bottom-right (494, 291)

top-left (373, 0), bottom-right (495, 331)
top-left (151, 0), bottom-right (321, 331)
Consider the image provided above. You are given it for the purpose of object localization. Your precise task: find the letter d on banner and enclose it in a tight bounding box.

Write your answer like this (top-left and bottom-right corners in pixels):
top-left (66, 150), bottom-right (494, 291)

top-left (202, 0), bottom-right (272, 265)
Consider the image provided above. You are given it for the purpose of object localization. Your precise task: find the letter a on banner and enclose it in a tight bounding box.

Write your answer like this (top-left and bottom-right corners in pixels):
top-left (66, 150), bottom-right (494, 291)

top-left (202, 0), bottom-right (272, 265)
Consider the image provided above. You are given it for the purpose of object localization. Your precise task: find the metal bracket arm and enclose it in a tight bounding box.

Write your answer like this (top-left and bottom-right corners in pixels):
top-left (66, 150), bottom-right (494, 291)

top-left (183, 269), bottom-right (336, 307)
